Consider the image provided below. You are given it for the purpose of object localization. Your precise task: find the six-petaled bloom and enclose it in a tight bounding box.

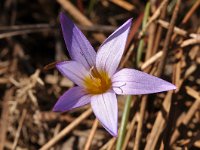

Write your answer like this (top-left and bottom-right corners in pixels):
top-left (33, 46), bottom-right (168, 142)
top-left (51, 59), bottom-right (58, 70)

top-left (53, 13), bottom-right (176, 137)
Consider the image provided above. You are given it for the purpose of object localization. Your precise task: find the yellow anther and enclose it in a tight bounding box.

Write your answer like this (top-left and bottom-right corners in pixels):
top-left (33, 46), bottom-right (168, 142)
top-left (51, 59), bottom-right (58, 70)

top-left (84, 68), bottom-right (111, 94)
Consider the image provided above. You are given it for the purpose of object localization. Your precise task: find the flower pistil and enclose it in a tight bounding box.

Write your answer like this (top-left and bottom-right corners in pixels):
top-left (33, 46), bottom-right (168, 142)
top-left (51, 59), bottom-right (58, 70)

top-left (84, 67), bottom-right (111, 94)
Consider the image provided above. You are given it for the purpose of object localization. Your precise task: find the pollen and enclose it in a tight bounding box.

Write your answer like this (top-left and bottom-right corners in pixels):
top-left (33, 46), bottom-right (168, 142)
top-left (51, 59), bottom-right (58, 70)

top-left (84, 68), bottom-right (111, 94)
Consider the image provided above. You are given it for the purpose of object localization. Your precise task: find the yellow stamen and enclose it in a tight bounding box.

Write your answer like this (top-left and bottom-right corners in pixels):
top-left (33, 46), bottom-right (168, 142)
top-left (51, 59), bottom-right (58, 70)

top-left (84, 68), bottom-right (111, 94)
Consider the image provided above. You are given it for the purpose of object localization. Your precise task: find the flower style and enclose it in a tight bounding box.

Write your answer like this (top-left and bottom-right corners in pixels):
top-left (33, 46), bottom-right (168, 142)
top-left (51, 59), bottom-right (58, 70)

top-left (53, 13), bottom-right (176, 136)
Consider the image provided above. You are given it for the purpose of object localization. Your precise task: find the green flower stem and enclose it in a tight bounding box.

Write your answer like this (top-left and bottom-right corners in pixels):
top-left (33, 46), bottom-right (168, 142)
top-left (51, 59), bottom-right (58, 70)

top-left (136, 2), bottom-right (151, 66)
top-left (116, 95), bottom-right (132, 150)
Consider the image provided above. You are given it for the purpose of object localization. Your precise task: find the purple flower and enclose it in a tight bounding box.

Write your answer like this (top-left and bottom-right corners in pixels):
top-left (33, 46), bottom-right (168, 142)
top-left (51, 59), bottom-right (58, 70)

top-left (53, 13), bottom-right (176, 137)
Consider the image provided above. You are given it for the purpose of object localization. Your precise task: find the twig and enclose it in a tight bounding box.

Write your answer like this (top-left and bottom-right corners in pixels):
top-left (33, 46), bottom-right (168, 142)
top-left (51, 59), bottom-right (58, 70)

top-left (162, 92), bottom-right (177, 149)
top-left (134, 96), bottom-right (147, 150)
top-left (174, 50), bottom-right (182, 93)
top-left (57, 0), bottom-right (91, 26)
top-left (146, 17), bottom-right (156, 60)
top-left (0, 28), bottom-right (51, 39)
top-left (40, 108), bottom-right (93, 150)
top-left (99, 137), bottom-right (116, 150)
top-left (0, 23), bottom-right (55, 31)
top-left (78, 24), bottom-right (116, 32)
top-left (158, 19), bottom-right (199, 38)
top-left (144, 91), bottom-right (173, 150)
top-left (5, 141), bottom-right (25, 150)
top-left (0, 23), bottom-right (116, 33)
top-left (141, 51), bottom-right (163, 70)
top-left (185, 87), bottom-right (200, 103)
top-left (107, 137), bottom-right (116, 150)
top-left (152, 0), bottom-right (168, 54)
top-left (0, 78), bottom-right (9, 84)
top-left (157, 0), bottom-right (181, 77)
top-left (109, 0), bottom-right (135, 11)
top-left (0, 89), bottom-right (14, 150)
top-left (73, 129), bottom-right (103, 140)
top-left (84, 119), bottom-right (98, 150)
top-left (181, 0), bottom-right (200, 24)
top-left (178, 64), bottom-right (197, 89)
top-left (181, 37), bottom-right (200, 47)
top-left (12, 109), bottom-right (27, 150)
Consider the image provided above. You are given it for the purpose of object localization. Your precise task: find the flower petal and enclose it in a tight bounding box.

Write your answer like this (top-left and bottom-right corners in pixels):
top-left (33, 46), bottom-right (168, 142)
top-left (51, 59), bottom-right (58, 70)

top-left (56, 61), bottom-right (89, 87)
top-left (60, 12), bottom-right (96, 69)
top-left (96, 19), bottom-right (132, 77)
top-left (112, 68), bottom-right (176, 95)
top-left (91, 91), bottom-right (118, 136)
top-left (53, 86), bottom-right (91, 112)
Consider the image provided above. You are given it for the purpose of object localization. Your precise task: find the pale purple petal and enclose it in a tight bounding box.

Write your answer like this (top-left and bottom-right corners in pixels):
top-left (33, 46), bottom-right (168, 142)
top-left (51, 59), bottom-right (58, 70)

top-left (56, 61), bottom-right (89, 87)
top-left (112, 68), bottom-right (176, 95)
top-left (91, 91), bottom-right (118, 136)
top-left (96, 19), bottom-right (132, 77)
top-left (60, 12), bottom-right (96, 69)
top-left (53, 86), bottom-right (91, 112)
